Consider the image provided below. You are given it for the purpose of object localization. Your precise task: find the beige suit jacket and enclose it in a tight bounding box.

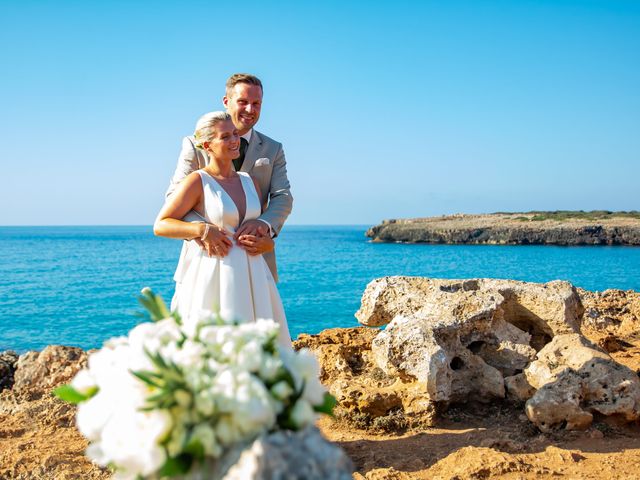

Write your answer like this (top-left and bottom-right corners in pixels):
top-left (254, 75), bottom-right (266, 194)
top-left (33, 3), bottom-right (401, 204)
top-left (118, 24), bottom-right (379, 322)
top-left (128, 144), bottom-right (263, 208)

top-left (166, 129), bottom-right (293, 281)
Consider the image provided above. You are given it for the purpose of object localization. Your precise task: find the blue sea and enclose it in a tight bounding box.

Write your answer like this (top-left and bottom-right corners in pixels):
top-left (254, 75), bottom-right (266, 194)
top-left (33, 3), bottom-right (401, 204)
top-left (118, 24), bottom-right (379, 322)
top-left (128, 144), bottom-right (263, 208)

top-left (1, 225), bottom-right (639, 353)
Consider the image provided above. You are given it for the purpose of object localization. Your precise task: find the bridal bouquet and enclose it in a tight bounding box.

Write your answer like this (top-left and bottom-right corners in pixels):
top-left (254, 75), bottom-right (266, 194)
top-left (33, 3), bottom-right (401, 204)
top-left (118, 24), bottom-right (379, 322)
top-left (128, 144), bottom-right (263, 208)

top-left (55, 288), bottom-right (334, 479)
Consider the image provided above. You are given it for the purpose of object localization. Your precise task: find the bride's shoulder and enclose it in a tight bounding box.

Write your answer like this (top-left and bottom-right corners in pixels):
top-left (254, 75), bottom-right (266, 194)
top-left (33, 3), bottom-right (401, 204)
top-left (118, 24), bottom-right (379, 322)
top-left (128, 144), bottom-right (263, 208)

top-left (175, 171), bottom-right (204, 194)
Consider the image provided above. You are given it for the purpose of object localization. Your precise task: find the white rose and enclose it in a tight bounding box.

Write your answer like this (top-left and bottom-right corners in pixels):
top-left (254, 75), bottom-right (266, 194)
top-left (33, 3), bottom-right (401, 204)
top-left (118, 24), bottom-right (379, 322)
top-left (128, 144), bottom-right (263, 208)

top-left (253, 319), bottom-right (280, 340)
top-left (76, 392), bottom-right (113, 441)
top-left (71, 368), bottom-right (96, 395)
top-left (166, 420), bottom-right (187, 458)
top-left (191, 424), bottom-right (222, 457)
top-left (95, 408), bottom-right (170, 477)
top-left (212, 368), bottom-right (240, 413)
top-left (171, 340), bottom-right (205, 369)
top-left (271, 381), bottom-right (293, 400)
top-left (174, 389), bottom-right (192, 408)
top-left (230, 375), bottom-right (276, 435)
top-left (282, 349), bottom-right (323, 393)
top-left (302, 379), bottom-right (327, 405)
top-left (258, 355), bottom-right (282, 382)
top-left (215, 415), bottom-right (241, 446)
top-left (195, 389), bottom-right (215, 417)
top-left (235, 340), bottom-right (262, 372)
top-left (290, 399), bottom-right (317, 428)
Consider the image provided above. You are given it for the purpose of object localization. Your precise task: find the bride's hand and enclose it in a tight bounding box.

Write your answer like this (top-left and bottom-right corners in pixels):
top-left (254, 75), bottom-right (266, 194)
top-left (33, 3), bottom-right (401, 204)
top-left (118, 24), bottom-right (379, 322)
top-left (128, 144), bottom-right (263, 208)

top-left (237, 233), bottom-right (274, 256)
top-left (201, 223), bottom-right (232, 257)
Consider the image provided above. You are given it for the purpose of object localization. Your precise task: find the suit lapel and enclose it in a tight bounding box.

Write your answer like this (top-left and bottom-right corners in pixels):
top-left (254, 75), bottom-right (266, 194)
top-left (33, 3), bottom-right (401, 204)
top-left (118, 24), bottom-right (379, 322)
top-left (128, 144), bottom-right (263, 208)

top-left (240, 129), bottom-right (263, 173)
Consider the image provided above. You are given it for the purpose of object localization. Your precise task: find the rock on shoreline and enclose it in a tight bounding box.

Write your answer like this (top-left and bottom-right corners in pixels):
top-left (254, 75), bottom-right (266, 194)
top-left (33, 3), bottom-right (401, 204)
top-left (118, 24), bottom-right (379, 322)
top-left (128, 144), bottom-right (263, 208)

top-left (366, 212), bottom-right (640, 245)
top-left (299, 278), bottom-right (640, 434)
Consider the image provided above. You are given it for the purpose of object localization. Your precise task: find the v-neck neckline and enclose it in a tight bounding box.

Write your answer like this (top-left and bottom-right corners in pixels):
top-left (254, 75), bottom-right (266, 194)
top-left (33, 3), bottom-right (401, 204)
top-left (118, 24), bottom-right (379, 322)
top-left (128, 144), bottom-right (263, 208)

top-left (200, 170), bottom-right (248, 224)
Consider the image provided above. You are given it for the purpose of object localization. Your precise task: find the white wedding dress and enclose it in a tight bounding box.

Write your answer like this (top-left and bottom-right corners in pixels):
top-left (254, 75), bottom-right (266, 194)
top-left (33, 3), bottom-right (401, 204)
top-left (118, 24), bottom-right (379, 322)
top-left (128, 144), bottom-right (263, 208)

top-left (171, 170), bottom-right (291, 346)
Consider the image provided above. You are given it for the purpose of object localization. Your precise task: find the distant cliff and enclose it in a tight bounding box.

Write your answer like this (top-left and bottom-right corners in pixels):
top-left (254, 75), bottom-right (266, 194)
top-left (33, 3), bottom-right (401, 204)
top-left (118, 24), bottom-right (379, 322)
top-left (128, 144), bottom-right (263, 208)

top-left (366, 211), bottom-right (640, 245)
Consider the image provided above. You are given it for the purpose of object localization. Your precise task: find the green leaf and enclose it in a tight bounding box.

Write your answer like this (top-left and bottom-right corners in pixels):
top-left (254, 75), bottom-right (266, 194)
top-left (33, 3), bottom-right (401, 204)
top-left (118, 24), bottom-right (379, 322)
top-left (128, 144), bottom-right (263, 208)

top-left (159, 454), bottom-right (193, 476)
top-left (266, 367), bottom-right (296, 389)
top-left (144, 348), bottom-right (169, 371)
top-left (53, 384), bottom-right (97, 404)
top-left (313, 392), bottom-right (337, 416)
top-left (130, 370), bottom-right (163, 388)
top-left (138, 288), bottom-right (172, 322)
top-left (184, 437), bottom-right (205, 461)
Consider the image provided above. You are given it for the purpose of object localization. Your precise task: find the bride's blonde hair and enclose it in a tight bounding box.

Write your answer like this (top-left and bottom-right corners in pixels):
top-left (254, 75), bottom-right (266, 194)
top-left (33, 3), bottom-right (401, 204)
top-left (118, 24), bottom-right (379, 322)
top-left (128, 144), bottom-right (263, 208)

top-left (193, 111), bottom-right (232, 149)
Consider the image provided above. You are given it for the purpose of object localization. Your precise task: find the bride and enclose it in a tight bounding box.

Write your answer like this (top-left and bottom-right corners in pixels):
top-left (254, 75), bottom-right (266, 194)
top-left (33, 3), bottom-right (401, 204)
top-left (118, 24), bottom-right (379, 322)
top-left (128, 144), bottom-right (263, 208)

top-left (154, 111), bottom-right (291, 346)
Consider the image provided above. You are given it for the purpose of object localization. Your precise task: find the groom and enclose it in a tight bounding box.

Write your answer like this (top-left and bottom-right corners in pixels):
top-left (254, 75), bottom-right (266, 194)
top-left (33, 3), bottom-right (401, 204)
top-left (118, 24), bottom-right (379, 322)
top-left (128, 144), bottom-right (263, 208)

top-left (166, 73), bottom-right (293, 282)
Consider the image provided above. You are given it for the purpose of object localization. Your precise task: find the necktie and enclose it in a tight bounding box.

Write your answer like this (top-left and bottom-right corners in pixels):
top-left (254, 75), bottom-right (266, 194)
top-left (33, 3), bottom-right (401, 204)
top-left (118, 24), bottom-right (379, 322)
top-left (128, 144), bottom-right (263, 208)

top-left (233, 138), bottom-right (248, 172)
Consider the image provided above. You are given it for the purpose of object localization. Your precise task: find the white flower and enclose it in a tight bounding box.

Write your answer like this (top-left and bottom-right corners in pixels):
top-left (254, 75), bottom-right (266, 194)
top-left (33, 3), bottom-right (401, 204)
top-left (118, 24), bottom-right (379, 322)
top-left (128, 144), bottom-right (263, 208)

top-left (195, 389), bottom-right (216, 417)
top-left (235, 340), bottom-right (263, 372)
top-left (76, 392), bottom-right (113, 441)
top-left (166, 418), bottom-right (187, 458)
top-left (129, 318), bottom-right (182, 357)
top-left (232, 374), bottom-right (277, 435)
top-left (65, 305), bottom-right (336, 479)
top-left (271, 381), bottom-right (293, 400)
top-left (93, 408), bottom-right (171, 477)
top-left (253, 319), bottom-right (280, 339)
top-left (171, 339), bottom-right (206, 369)
top-left (290, 399), bottom-right (317, 428)
top-left (191, 424), bottom-right (222, 457)
top-left (174, 389), bottom-right (192, 408)
top-left (259, 355), bottom-right (282, 382)
top-left (71, 368), bottom-right (96, 395)
top-left (215, 415), bottom-right (241, 446)
top-left (282, 348), bottom-right (326, 405)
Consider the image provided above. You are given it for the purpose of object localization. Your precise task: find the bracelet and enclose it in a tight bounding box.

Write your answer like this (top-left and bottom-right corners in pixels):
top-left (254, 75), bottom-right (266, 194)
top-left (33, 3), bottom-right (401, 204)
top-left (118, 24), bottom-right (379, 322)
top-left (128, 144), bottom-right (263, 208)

top-left (200, 223), bottom-right (211, 242)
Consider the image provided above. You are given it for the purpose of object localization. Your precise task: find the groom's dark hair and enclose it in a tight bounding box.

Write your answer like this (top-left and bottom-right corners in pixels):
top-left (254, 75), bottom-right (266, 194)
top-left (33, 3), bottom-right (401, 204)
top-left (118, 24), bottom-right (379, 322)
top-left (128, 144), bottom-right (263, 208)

top-left (226, 73), bottom-right (263, 95)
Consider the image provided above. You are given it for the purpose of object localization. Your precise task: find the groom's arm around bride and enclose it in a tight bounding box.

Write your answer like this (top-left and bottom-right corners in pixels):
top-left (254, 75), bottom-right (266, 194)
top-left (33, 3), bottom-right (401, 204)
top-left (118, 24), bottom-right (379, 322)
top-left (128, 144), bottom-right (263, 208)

top-left (165, 73), bottom-right (292, 282)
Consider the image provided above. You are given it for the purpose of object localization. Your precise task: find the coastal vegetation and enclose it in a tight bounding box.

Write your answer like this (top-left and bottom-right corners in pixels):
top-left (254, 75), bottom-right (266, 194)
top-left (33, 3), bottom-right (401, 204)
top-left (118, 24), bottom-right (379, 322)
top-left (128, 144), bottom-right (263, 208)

top-left (506, 210), bottom-right (640, 222)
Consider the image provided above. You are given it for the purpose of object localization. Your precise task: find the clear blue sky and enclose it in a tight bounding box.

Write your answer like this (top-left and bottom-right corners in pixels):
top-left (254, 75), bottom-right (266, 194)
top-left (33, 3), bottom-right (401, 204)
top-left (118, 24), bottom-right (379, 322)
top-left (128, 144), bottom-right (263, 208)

top-left (1, 0), bottom-right (638, 225)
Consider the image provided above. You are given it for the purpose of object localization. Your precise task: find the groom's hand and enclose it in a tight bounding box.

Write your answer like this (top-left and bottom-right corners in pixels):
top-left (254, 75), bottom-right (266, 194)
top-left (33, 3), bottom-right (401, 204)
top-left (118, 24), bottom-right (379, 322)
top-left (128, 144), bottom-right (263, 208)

top-left (235, 219), bottom-right (269, 239)
top-left (237, 234), bottom-right (274, 256)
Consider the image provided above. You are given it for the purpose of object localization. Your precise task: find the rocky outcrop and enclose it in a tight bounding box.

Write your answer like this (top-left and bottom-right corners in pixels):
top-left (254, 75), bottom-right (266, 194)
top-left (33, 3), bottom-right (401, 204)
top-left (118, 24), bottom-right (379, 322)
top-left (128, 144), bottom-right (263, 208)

top-left (356, 277), bottom-right (583, 349)
top-left (295, 328), bottom-right (435, 430)
top-left (13, 346), bottom-right (87, 399)
top-left (309, 277), bottom-right (640, 433)
top-left (366, 213), bottom-right (640, 245)
top-left (579, 288), bottom-right (640, 337)
top-left (355, 277), bottom-right (584, 407)
top-left (523, 334), bottom-right (640, 432)
top-left (0, 346), bottom-right (106, 480)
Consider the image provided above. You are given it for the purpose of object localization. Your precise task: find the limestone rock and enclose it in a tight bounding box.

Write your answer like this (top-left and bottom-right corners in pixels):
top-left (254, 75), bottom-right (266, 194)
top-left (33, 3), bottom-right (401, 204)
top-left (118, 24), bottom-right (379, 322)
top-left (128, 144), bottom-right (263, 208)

top-left (504, 373), bottom-right (536, 402)
top-left (524, 334), bottom-right (640, 431)
top-left (369, 283), bottom-right (540, 404)
top-left (208, 427), bottom-right (354, 480)
top-left (491, 279), bottom-right (583, 348)
top-left (13, 346), bottom-right (88, 396)
top-left (294, 328), bottom-right (438, 430)
top-left (579, 288), bottom-right (640, 335)
top-left (355, 277), bottom-right (583, 351)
